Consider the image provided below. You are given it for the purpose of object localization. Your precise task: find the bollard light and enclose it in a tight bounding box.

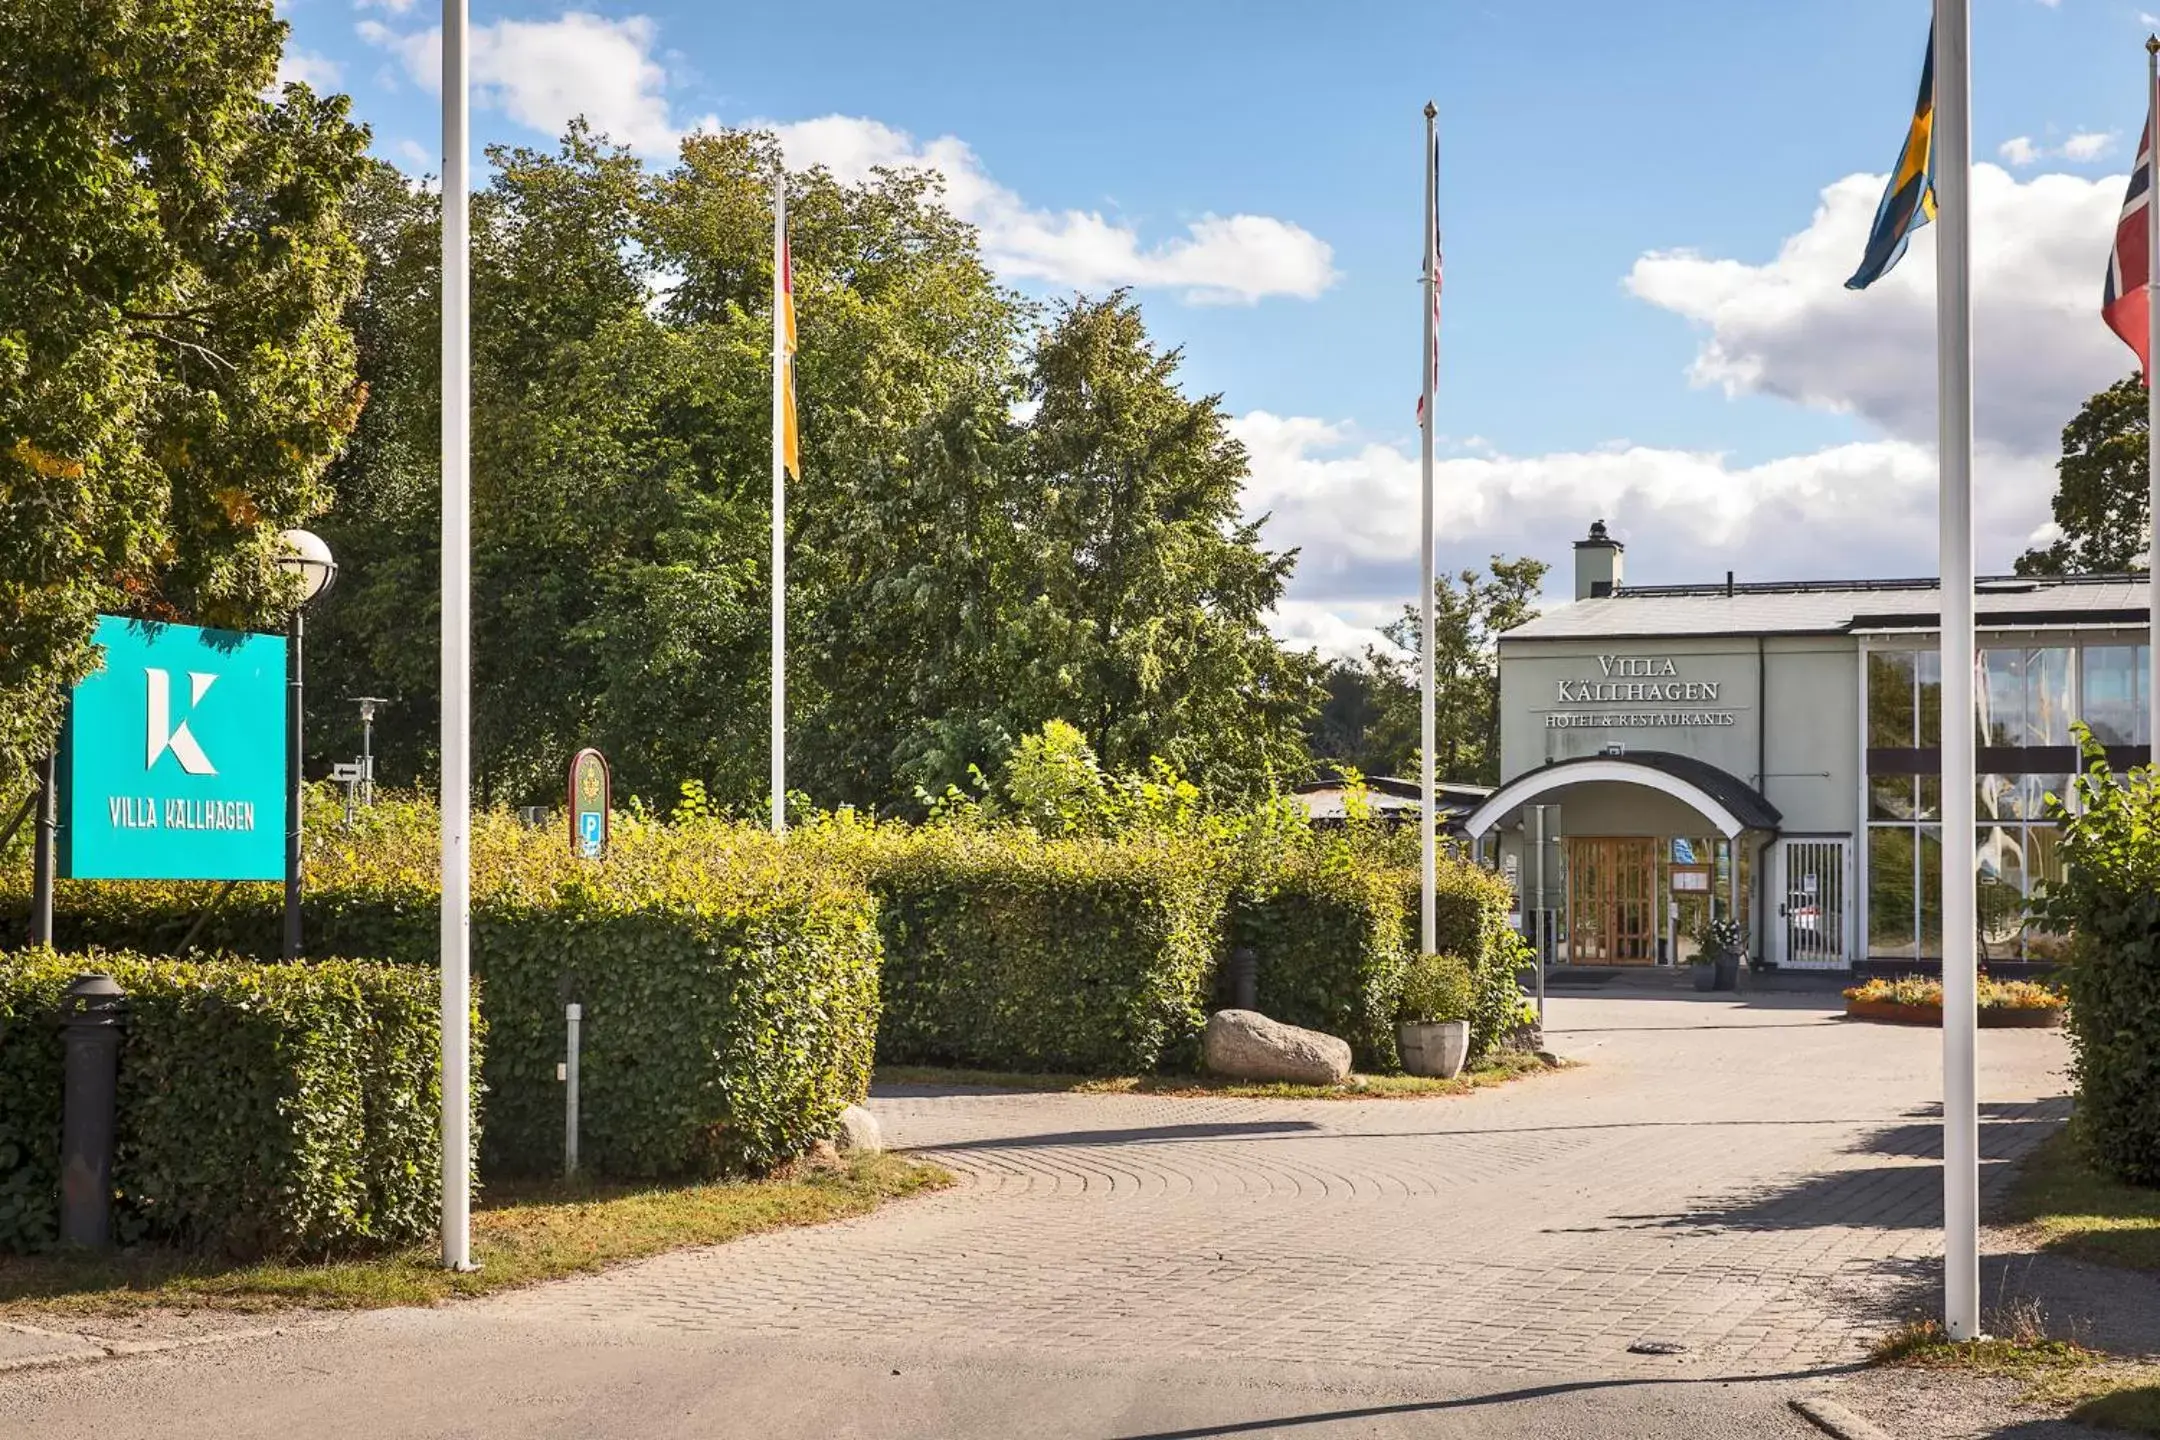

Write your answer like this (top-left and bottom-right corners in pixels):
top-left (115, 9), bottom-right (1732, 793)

top-left (58, 973), bottom-right (128, 1249)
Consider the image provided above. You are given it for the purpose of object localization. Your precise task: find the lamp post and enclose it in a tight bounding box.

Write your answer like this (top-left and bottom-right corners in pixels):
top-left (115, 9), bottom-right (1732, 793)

top-left (275, 528), bottom-right (337, 960)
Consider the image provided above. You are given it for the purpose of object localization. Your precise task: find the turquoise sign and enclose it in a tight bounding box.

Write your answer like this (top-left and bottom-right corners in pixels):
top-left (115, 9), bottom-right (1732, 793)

top-left (61, 616), bottom-right (287, 881)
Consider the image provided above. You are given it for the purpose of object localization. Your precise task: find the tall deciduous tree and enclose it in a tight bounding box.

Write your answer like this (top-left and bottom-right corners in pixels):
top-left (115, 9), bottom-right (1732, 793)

top-left (0, 0), bottom-right (369, 790)
top-left (1019, 293), bottom-right (1321, 801)
top-left (2017, 375), bottom-right (2149, 576)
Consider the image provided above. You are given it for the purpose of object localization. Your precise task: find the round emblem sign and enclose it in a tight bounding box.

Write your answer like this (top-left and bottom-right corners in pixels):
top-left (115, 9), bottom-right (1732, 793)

top-left (568, 748), bottom-right (610, 859)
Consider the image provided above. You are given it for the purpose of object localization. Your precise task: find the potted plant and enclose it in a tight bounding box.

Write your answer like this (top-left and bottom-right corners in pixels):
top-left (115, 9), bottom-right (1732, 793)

top-left (1702, 916), bottom-right (1745, 992)
top-left (1397, 953), bottom-right (1474, 1078)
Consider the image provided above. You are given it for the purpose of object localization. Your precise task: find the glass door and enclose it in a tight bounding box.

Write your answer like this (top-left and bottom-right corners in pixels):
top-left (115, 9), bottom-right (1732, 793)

top-left (1774, 837), bottom-right (1851, 970)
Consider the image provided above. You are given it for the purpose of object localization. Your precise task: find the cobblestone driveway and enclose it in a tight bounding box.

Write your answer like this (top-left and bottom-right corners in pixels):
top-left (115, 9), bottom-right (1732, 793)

top-left (491, 988), bottom-right (2071, 1376)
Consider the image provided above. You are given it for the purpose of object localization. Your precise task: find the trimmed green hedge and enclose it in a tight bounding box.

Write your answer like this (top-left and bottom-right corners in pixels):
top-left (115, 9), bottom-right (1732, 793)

top-left (3, 803), bottom-right (882, 1180)
top-left (825, 827), bottom-right (1227, 1075)
top-left (1232, 851), bottom-right (1412, 1070)
top-left (0, 949), bottom-right (461, 1257)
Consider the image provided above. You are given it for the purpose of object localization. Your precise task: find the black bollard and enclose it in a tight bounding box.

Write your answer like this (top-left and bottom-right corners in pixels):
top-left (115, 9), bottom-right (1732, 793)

top-left (1229, 946), bottom-right (1259, 1012)
top-left (58, 974), bottom-right (127, 1249)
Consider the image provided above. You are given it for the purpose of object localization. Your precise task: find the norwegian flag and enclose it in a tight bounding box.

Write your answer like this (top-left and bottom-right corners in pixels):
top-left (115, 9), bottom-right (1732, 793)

top-left (1415, 127), bottom-right (1442, 424)
top-left (2103, 102), bottom-right (2156, 382)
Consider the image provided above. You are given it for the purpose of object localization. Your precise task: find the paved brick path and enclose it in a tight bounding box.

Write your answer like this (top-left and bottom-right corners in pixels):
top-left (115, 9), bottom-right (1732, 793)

top-left (490, 988), bottom-right (2071, 1377)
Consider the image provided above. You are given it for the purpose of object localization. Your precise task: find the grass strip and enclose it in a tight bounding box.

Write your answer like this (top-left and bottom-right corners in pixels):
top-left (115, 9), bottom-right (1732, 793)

top-left (2005, 1129), bottom-right (2160, 1274)
top-left (876, 1050), bottom-right (1563, 1100)
top-left (0, 1154), bottom-right (948, 1320)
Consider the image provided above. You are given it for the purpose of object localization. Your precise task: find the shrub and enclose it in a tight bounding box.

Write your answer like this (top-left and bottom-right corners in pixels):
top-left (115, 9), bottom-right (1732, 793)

top-left (3, 800), bottom-right (883, 1180)
top-left (2037, 731), bottom-right (2160, 1185)
top-left (821, 824), bottom-right (1226, 1075)
top-left (1232, 845), bottom-right (1413, 1070)
top-left (1397, 953), bottom-right (1473, 1024)
top-left (0, 948), bottom-right (461, 1257)
top-left (1399, 860), bottom-right (1532, 1061)
top-left (1842, 975), bottom-right (2065, 1011)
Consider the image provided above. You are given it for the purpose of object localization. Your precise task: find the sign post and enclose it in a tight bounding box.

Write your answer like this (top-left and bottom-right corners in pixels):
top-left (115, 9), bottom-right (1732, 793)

top-left (569, 748), bottom-right (610, 860)
top-left (60, 617), bottom-right (287, 883)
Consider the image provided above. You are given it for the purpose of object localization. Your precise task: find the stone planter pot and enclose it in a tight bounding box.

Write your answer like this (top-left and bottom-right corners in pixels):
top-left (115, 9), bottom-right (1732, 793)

top-left (1691, 963), bottom-right (1717, 992)
top-left (1844, 998), bottom-right (2065, 1028)
top-left (1714, 954), bottom-right (1741, 991)
top-left (1397, 1019), bottom-right (1471, 1079)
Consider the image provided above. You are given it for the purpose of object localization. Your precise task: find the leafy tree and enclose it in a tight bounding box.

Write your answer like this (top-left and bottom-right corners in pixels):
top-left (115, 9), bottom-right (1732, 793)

top-left (0, 0), bottom-right (369, 789)
top-left (1309, 556), bottom-right (1548, 785)
top-left (2017, 375), bottom-right (2148, 576)
top-left (1017, 293), bottom-right (1321, 800)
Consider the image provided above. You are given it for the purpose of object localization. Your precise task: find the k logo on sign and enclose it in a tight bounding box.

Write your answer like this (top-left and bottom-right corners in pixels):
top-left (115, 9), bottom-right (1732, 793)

top-left (146, 669), bottom-right (219, 776)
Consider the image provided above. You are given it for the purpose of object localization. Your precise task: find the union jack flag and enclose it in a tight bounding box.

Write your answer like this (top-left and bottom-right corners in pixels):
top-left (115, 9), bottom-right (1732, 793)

top-left (1416, 125), bottom-right (1441, 424)
top-left (2103, 100), bottom-right (2156, 382)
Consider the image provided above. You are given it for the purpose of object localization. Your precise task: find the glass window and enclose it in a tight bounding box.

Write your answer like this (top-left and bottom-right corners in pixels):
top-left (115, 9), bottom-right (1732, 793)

top-left (1918, 650), bottom-right (1943, 747)
top-left (1977, 773), bottom-right (2017, 820)
top-left (2026, 647), bottom-right (2073, 745)
top-left (1979, 649), bottom-right (2024, 747)
top-left (1868, 827), bottom-right (1917, 957)
top-left (2081, 643), bottom-right (2150, 747)
top-left (2022, 774), bottom-right (2071, 820)
top-left (1919, 827), bottom-right (1944, 960)
top-left (1916, 774), bottom-right (1942, 820)
top-left (1868, 650), bottom-right (1917, 748)
top-left (1871, 775), bottom-right (1915, 820)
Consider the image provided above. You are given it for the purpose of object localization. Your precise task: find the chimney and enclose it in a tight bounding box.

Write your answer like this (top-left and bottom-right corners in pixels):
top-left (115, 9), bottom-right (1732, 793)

top-left (1573, 519), bottom-right (1624, 600)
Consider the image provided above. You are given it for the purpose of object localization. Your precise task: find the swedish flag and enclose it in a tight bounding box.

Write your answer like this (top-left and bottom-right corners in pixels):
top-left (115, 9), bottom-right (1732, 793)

top-left (1847, 23), bottom-right (1937, 290)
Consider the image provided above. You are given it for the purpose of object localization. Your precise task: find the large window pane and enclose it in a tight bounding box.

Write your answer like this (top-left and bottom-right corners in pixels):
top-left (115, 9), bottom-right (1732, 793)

top-left (1871, 775), bottom-right (1917, 820)
top-left (1979, 649), bottom-right (2024, 747)
top-left (1977, 773), bottom-right (2016, 820)
top-left (2022, 773), bottom-right (2071, 820)
top-left (1916, 774), bottom-right (1942, 820)
top-left (1869, 827), bottom-right (1918, 957)
top-left (2026, 826), bottom-right (2072, 964)
top-left (1868, 650), bottom-right (1917, 748)
top-left (2081, 643), bottom-right (2149, 747)
top-left (1919, 826), bottom-right (1944, 960)
top-left (1918, 651), bottom-right (1943, 747)
top-left (1977, 826), bottom-right (2027, 958)
top-left (2027, 647), bottom-right (2073, 745)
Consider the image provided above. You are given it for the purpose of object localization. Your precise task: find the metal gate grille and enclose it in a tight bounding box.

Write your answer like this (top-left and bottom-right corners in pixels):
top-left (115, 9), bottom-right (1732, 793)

top-left (1778, 838), bottom-right (1849, 969)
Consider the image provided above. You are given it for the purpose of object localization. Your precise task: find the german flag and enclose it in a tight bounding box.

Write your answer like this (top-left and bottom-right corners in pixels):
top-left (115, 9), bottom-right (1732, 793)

top-left (1847, 23), bottom-right (1937, 291)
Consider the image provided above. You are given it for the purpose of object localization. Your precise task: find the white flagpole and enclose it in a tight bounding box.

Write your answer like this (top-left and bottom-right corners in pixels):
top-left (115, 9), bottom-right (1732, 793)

top-left (438, 0), bottom-right (474, 1272)
top-left (1934, 0), bottom-right (1980, 1343)
top-left (2146, 36), bottom-right (2159, 767)
top-left (771, 180), bottom-right (788, 837)
top-left (1419, 101), bottom-right (1438, 956)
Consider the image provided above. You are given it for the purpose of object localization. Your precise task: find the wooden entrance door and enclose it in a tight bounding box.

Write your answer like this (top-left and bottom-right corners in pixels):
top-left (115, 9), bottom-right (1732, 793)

top-left (1567, 837), bottom-right (1658, 964)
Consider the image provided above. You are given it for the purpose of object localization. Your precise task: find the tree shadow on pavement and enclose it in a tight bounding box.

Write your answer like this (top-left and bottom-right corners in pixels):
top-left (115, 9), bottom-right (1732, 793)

top-left (923, 1120), bottom-right (1325, 1151)
top-left (1103, 1363), bottom-right (1863, 1439)
top-left (1540, 1099), bottom-right (2070, 1236)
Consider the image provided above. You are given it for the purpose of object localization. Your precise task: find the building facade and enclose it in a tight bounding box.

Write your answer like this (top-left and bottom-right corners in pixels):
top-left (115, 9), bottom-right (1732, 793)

top-left (1472, 522), bottom-right (2152, 972)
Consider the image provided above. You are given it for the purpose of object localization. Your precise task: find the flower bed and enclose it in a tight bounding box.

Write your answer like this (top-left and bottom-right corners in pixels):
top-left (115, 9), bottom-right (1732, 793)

top-left (1843, 975), bottom-right (2065, 1028)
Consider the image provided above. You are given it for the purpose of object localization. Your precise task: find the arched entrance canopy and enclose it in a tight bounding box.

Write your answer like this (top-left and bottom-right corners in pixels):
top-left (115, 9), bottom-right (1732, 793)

top-left (1461, 751), bottom-right (1782, 841)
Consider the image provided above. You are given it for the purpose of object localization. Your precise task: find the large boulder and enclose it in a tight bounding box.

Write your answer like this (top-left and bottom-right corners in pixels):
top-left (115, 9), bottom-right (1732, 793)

top-left (1202, 1010), bottom-right (1352, 1086)
top-left (833, 1103), bottom-right (884, 1155)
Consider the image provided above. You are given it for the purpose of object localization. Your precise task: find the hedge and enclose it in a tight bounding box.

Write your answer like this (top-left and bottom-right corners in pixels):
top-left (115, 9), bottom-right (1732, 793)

top-left (0, 948), bottom-right (461, 1257)
top-left (1231, 850), bottom-right (1412, 1070)
top-left (3, 801), bottom-right (883, 1180)
top-left (816, 826), bottom-right (1227, 1075)
top-left (2037, 735), bottom-right (2160, 1185)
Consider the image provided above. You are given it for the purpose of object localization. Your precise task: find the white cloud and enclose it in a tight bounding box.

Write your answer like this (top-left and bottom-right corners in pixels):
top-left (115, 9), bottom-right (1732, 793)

top-left (395, 138), bottom-right (432, 171)
top-left (274, 48), bottom-right (343, 90)
top-left (1999, 136), bottom-right (2041, 167)
top-left (2062, 130), bottom-right (2118, 162)
top-left (357, 0), bottom-right (418, 12)
top-left (1239, 413), bottom-right (2061, 650)
top-left (770, 115), bottom-right (1337, 304)
top-left (359, 12), bottom-right (677, 155)
top-left (1626, 164), bottom-right (2132, 456)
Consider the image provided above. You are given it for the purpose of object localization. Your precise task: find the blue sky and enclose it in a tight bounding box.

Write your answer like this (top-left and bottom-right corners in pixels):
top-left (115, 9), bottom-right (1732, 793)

top-left (283, 0), bottom-right (2160, 654)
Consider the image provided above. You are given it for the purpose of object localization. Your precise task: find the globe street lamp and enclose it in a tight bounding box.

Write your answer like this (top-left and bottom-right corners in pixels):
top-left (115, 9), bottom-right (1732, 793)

top-left (276, 528), bottom-right (337, 959)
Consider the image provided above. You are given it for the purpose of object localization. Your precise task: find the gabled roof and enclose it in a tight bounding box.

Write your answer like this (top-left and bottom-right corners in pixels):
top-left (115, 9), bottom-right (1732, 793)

top-left (1503, 572), bottom-right (2150, 641)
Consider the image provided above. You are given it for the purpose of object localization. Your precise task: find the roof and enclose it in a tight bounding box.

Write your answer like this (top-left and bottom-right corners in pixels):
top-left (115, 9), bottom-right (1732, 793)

top-left (1503, 572), bottom-right (2151, 641)
top-left (1294, 774), bottom-right (1495, 804)
top-left (1467, 751), bottom-right (1782, 837)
